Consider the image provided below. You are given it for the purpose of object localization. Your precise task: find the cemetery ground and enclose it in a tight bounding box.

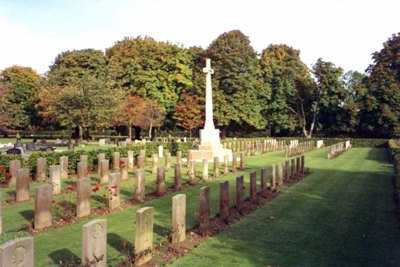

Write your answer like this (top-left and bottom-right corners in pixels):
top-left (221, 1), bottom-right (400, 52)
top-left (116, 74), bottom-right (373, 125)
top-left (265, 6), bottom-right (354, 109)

top-left (1, 146), bottom-right (400, 266)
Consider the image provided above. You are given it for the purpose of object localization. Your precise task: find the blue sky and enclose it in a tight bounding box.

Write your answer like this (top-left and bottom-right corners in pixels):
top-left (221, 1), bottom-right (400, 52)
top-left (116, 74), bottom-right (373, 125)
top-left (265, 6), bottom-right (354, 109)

top-left (0, 0), bottom-right (399, 74)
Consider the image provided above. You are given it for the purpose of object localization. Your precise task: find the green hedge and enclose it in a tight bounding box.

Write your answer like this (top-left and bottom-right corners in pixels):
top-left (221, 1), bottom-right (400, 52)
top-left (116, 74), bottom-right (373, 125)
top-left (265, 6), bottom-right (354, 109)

top-left (0, 141), bottom-right (195, 180)
top-left (0, 137), bottom-right (388, 181)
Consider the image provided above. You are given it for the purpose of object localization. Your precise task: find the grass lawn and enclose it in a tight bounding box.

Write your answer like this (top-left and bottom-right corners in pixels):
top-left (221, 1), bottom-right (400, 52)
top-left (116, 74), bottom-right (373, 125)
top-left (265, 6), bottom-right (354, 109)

top-left (2, 147), bottom-right (399, 266)
top-left (171, 148), bottom-right (400, 266)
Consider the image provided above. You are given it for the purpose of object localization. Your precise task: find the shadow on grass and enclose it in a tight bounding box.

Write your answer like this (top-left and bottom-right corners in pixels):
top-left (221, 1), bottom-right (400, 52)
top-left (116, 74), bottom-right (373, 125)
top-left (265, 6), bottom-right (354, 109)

top-left (154, 222), bottom-right (170, 238)
top-left (120, 188), bottom-right (132, 198)
top-left (107, 232), bottom-right (133, 252)
top-left (6, 190), bottom-right (16, 202)
top-left (49, 248), bottom-right (80, 266)
top-left (19, 209), bottom-right (34, 222)
top-left (91, 194), bottom-right (105, 204)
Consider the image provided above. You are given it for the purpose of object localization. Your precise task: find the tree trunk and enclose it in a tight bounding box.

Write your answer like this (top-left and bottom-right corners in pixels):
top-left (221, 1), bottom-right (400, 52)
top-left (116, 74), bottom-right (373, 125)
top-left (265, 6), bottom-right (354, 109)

top-left (151, 128), bottom-right (157, 141)
top-left (78, 125), bottom-right (83, 142)
top-left (128, 123), bottom-right (132, 139)
top-left (220, 126), bottom-right (227, 139)
top-left (68, 125), bottom-right (73, 145)
top-left (148, 122), bottom-right (153, 139)
top-left (134, 126), bottom-right (141, 140)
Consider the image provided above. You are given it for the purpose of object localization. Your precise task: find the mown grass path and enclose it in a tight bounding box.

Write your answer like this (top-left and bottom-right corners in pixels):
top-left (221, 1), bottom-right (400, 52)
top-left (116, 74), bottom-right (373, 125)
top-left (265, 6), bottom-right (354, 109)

top-left (171, 148), bottom-right (400, 266)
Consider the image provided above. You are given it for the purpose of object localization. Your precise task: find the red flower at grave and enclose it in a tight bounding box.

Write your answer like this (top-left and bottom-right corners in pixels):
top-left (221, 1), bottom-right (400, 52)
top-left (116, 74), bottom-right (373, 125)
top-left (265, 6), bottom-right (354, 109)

top-left (119, 160), bottom-right (125, 169)
top-left (0, 166), bottom-right (4, 172)
top-left (5, 172), bottom-right (11, 178)
top-left (52, 200), bottom-right (56, 204)
top-left (92, 186), bottom-right (100, 193)
top-left (111, 185), bottom-right (118, 189)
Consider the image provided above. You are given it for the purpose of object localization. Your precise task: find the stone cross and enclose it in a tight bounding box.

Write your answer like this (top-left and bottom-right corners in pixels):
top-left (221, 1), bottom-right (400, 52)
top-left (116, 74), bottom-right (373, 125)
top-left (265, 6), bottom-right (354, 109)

top-left (82, 219), bottom-right (107, 267)
top-left (203, 58), bottom-right (215, 130)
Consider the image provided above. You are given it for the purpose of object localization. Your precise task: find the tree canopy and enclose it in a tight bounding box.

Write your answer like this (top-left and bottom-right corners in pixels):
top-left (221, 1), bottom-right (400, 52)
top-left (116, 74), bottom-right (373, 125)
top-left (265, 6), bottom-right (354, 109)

top-left (2, 31), bottom-right (400, 138)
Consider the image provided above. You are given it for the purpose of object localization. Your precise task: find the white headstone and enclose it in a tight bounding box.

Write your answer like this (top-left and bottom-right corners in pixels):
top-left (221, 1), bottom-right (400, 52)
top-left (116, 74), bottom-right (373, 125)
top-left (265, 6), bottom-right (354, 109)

top-left (158, 145), bottom-right (163, 158)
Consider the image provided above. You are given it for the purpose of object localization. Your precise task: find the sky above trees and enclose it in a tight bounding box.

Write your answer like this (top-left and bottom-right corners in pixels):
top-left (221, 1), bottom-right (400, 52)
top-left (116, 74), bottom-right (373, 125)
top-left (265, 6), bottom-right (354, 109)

top-left (0, 0), bottom-right (399, 74)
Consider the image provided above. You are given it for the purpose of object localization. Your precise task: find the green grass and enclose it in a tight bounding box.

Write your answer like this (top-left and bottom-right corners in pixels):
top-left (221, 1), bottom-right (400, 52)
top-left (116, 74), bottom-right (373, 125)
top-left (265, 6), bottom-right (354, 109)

top-left (2, 148), bottom-right (399, 266)
top-left (171, 148), bottom-right (400, 266)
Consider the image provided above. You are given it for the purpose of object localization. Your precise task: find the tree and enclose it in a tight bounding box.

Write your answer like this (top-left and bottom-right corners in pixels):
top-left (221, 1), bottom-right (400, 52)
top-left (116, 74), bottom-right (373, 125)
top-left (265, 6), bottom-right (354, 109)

top-left (173, 93), bottom-right (204, 138)
top-left (260, 44), bottom-right (314, 135)
top-left (40, 49), bottom-right (120, 141)
top-left (0, 84), bottom-right (15, 131)
top-left (112, 95), bottom-right (146, 139)
top-left (106, 37), bottom-right (193, 120)
top-left (136, 100), bottom-right (165, 140)
top-left (0, 66), bottom-right (43, 130)
top-left (312, 59), bottom-right (346, 135)
top-left (339, 71), bottom-right (366, 134)
top-left (359, 33), bottom-right (400, 137)
top-left (207, 30), bottom-right (270, 137)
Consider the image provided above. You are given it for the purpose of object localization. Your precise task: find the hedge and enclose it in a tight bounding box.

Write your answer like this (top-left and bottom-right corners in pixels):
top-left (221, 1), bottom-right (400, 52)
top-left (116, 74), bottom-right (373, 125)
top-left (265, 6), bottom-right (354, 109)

top-left (0, 137), bottom-right (388, 181)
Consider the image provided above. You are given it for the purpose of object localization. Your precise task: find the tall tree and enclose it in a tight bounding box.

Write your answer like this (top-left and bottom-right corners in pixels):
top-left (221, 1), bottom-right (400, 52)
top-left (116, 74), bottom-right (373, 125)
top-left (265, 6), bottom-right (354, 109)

top-left (360, 33), bottom-right (400, 137)
top-left (40, 49), bottom-right (120, 141)
top-left (207, 30), bottom-right (270, 137)
top-left (112, 95), bottom-right (146, 139)
top-left (0, 66), bottom-right (43, 130)
top-left (260, 44), bottom-right (314, 135)
top-left (339, 71), bottom-right (366, 134)
top-left (312, 59), bottom-right (346, 135)
top-left (106, 37), bottom-right (193, 118)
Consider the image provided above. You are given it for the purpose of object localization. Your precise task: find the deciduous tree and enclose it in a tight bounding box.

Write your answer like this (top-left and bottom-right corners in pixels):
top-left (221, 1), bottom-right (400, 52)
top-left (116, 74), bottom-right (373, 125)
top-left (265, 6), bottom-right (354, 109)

top-left (207, 30), bottom-right (270, 137)
top-left (173, 93), bottom-right (204, 138)
top-left (360, 33), bottom-right (400, 137)
top-left (0, 66), bottom-right (43, 129)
